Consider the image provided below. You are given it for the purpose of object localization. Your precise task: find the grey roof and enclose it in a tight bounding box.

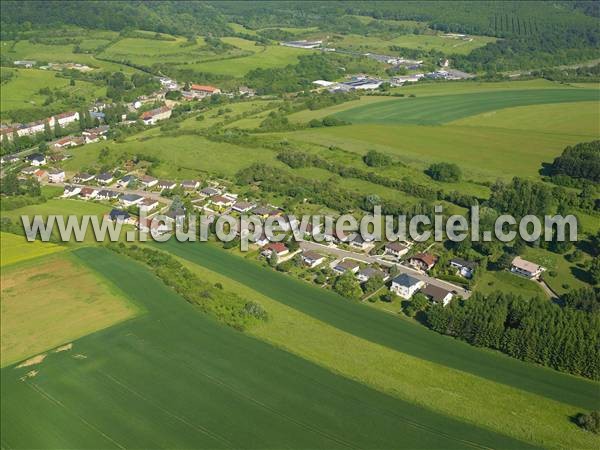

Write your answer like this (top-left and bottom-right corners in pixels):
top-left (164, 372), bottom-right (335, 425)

top-left (121, 194), bottom-right (142, 202)
top-left (392, 273), bottom-right (421, 288)
top-left (96, 172), bottom-right (113, 180)
top-left (450, 258), bottom-right (477, 269)
top-left (358, 267), bottom-right (385, 279)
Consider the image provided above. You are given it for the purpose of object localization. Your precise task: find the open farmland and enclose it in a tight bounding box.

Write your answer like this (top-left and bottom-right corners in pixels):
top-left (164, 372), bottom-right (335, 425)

top-left (331, 89), bottom-right (600, 125)
top-left (288, 122), bottom-right (594, 180)
top-left (0, 251), bottom-right (138, 367)
top-left (0, 231), bottom-right (65, 266)
top-left (0, 247), bottom-right (532, 450)
top-left (189, 40), bottom-right (314, 76)
top-left (176, 252), bottom-right (600, 449)
top-left (160, 241), bottom-right (599, 410)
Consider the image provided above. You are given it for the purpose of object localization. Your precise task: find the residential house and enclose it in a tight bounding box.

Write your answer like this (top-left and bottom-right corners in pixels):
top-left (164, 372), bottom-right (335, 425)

top-left (138, 217), bottom-right (171, 234)
top-left (511, 256), bottom-right (545, 279)
top-left (120, 194), bottom-right (144, 207)
top-left (302, 251), bottom-right (325, 268)
top-left (232, 201), bottom-right (256, 213)
top-left (26, 153), bottom-right (46, 166)
top-left (47, 169), bottom-right (65, 183)
top-left (1, 154), bottom-right (20, 164)
top-left (210, 195), bottom-right (234, 208)
top-left (118, 175), bottom-right (136, 188)
top-left (140, 106), bottom-right (172, 125)
top-left (139, 197), bottom-right (159, 212)
top-left (96, 190), bottom-right (119, 201)
top-left (356, 267), bottom-right (387, 284)
top-left (420, 284), bottom-right (453, 306)
top-left (54, 111), bottom-right (80, 126)
top-left (72, 172), bottom-right (95, 183)
top-left (53, 136), bottom-right (80, 149)
top-left (79, 187), bottom-right (98, 199)
top-left (390, 274), bottom-right (424, 299)
top-left (157, 180), bottom-right (177, 191)
top-left (96, 172), bottom-right (114, 185)
top-left (200, 186), bottom-right (220, 197)
top-left (409, 253), bottom-right (438, 271)
top-left (450, 258), bottom-right (477, 279)
top-left (33, 169), bottom-right (47, 182)
top-left (107, 209), bottom-right (136, 225)
top-left (385, 241), bottom-right (409, 258)
top-left (20, 166), bottom-right (38, 176)
top-left (255, 232), bottom-right (270, 247)
top-left (0, 127), bottom-right (16, 142)
top-left (262, 242), bottom-right (289, 259)
top-left (252, 205), bottom-right (276, 218)
top-left (181, 180), bottom-right (200, 190)
top-left (140, 175), bottom-right (158, 188)
top-left (238, 86), bottom-right (255, 97)
top-left (333, 259), bottom-right (360, 275)
top-left (190, 84), bottom-right (221, 98)
top-left (83, 125), bottom-right (109, 137)
top-left (62, 185), bottom-right (81, 197)
top-left (349, 234), bottom-right (372, 251)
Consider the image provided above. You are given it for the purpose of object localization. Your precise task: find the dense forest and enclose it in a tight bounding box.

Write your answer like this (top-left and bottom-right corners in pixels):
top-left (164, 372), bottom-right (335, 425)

top-left (426, 290), bottom-right (600, 379)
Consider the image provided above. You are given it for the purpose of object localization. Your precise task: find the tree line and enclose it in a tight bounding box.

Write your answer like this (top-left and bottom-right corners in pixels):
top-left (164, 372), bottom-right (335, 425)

top-left (426, 291), bottom-right (600, 380)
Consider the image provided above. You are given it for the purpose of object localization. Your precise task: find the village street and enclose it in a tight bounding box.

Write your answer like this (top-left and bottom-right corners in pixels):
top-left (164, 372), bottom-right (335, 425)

top-left (299, 240), bottom-right (472, 298)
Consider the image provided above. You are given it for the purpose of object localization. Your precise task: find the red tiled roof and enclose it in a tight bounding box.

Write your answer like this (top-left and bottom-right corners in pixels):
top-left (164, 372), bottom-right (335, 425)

top-left (265, 242), bottom-right (287, 254)
top-left (191, 84), bottom-right (219, 93)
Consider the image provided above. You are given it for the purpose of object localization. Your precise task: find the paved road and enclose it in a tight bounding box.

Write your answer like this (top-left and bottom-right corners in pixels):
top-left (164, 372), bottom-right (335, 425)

top-left (43, 181), bottom-right (173, 205)
top-left (300, 241), bottom-right (471, 298)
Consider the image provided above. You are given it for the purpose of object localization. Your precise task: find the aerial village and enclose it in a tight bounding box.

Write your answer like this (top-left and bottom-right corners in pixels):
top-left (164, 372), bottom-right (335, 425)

top-left (1, 37), bottom-right (545, 309)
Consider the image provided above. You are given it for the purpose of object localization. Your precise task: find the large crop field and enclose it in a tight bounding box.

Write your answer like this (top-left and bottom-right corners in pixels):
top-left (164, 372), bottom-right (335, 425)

top-left (0, 247), bottom-right (532, 449)
top-left (331, 89), bottom-right (599, 125)
top-left (0, 250), bottom-right (138, 367)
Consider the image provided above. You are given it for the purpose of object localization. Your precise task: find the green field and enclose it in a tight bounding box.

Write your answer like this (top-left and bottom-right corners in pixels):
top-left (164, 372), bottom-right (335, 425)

top-left (177, 252), bottom-right (599, 449)
top-left (0, 251), bottom-right (138, 367)
top-left (63, 135), bottom-right (282, 179)
top-left (191, 40), bottom-right (314, 76)
top-left (331, 33), bottom-right (496, 55)
top-left (1, 39), bottom-right (130, 73)
top-left (331, 89), bottom-right (600, 125)
top-left (0, 68), bottom-right (104, 121)
top-left (0, 231), bottom-right (65, 266)
top-left (289, 122), bottom-right (594, 180)
top-left (0, 247), bottom-right (533, 449)
top-left (160, 241), bottom-right (599, 410)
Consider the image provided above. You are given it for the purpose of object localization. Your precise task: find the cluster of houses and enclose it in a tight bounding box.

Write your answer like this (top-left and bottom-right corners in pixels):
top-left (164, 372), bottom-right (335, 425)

top-left (0, 111), bottom-right (80, 142)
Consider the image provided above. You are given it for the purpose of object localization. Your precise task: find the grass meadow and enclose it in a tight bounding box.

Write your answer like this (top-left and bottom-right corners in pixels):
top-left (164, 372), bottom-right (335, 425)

top-left (0, 68), bottom-right (104, 121)
top-left (0, 250), bottom-right (138, 367)
top-left (0, 231), bottom-right (65, 266)
top-left (0, 247), bottom-right (531, 450)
